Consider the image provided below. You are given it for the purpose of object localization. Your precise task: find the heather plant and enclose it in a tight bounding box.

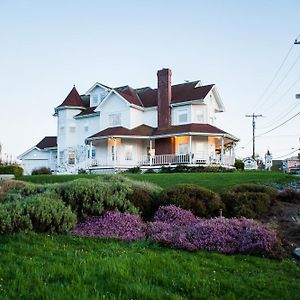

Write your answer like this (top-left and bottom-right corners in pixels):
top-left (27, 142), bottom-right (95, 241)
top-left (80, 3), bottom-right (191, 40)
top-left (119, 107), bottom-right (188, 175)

top-left (71, 211), bottom-right (146, 241)
top-left (147, 205), bottom-right (277, 254)
top-left (0, 193), bottom-right (76, 234)
top-left (160, 184), bottom-right (224, 217)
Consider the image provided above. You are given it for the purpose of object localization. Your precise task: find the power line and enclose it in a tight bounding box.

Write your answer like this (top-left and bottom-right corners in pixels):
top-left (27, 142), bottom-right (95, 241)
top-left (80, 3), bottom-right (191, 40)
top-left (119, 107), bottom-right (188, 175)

top-left (248, 42), bottom-right (295, 113)
top-left (258, 102), bottom-right (299, 130)
top-left (256, 52), bottom-right (300, 112)
top-left (273, 148), bottom-right (300, 159)
top-left (256, 111), bottom-right (300, 138)
top-left (258, 72), bottom-right (300, 116)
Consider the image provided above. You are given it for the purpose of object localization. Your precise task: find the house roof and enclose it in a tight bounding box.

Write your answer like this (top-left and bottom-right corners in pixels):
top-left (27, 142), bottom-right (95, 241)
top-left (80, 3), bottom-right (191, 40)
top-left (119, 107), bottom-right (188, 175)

top-left (57, 86), bottom-right (87, 108)
top-left (154, 123), bottom-right (228, 136)
top-left (75, 106), bottom-right (97, 117)
top-left (88, 125), bottom-right (155, 139)
top-left (87, 123), bottom-right (238, 141)
top-left (36, 136), bottom-right (57, 149)
top-left (136, 81), bottom-right (214, 107)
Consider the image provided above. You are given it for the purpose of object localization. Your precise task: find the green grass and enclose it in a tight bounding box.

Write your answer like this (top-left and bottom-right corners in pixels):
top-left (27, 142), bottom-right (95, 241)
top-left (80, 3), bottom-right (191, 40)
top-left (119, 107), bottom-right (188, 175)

top-left (17, 171), bottom-right (298, 192)
top-left (0, 234), bottom-right (299, 300)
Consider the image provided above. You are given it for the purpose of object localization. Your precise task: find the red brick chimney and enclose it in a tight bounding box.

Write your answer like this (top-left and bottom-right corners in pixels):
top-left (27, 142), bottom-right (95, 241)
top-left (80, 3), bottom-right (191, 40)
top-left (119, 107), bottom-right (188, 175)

top-left (157, 68), bottom-right (172, 129)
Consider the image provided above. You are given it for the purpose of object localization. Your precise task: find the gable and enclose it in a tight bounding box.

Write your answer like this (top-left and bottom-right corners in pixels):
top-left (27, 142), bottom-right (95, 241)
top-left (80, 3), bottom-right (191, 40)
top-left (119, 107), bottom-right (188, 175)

top-left (203, 87), bottom-right (225, 112)
top-left (87, 84), bottom-right (110, 107)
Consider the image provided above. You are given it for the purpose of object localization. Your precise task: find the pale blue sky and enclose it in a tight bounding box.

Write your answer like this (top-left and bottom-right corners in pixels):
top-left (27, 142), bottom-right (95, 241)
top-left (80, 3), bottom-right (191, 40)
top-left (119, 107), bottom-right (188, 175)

top-left (0, 0), bottom-right (299, 160)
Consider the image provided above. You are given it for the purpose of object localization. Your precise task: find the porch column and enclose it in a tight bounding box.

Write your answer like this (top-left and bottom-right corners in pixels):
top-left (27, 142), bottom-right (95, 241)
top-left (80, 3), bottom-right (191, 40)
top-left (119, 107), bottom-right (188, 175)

top-left (232, 143), bottom-right (235, 165)
top-left (113, 138), bottom-right (117, 166)
top-left (89, 141), bottom-right (93, 166)
top-left (189, 136), bottom-right (192, 164)
top-left (221, 136), bottom-right (224, 165)
top-left (57, 144), bottom-right (60, 171)
top-left (149, 139), bottom-right (153, 166)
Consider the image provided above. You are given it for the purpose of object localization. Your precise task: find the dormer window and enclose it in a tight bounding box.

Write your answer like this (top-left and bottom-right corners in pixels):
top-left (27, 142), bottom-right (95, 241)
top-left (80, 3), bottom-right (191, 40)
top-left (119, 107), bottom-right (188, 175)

top-left (92, 95), bottom-right (98, 106)
top-left (109, 113), bottom-right (121, 126)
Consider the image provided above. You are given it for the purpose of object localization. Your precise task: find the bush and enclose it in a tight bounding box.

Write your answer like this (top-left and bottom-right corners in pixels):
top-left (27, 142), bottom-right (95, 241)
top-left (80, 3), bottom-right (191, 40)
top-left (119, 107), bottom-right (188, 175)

top-left (0, 180), bottom-right (28, 198)
top-left (160, 184), bottom-right (224, 218)
top-left (0, 165), bottom-right (23, 177)
top-left (123, 167), bottom-right (141, 174)
top-left (234, 159), bottom-right (244, 170)
top-left (102, 175), bottom-right (163, 220)
top-left (277, 189), bottom-right (300, 204)
top-left (55, 178), bottom-right (138, 219)
top-left (221, 184), bottom-right (278, 218)
top-left (147, 206), bottom-right (277, 254)
top-left (0, 194), bottom-right (76, 234)
top-left (71, 211), bottom-right (146, 241)
top-left (31, 167), bottom-right (52, 175)
top-left (143, 168), bottom-right (156, 174)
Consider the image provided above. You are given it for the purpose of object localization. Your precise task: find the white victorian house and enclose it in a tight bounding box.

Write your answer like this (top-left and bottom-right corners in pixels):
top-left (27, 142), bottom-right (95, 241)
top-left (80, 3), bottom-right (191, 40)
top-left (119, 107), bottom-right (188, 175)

top-left (18, 68), bottom-right (239, 174)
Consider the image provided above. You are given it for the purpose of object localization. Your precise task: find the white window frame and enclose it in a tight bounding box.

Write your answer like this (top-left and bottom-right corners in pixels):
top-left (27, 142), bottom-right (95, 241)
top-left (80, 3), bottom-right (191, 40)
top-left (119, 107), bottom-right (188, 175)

top-left (177, 109), bottom-right (188, 124)
top-left (109, 113), bottom-right (121, 127)
top-left (68, 151), bottom-right (75, 165)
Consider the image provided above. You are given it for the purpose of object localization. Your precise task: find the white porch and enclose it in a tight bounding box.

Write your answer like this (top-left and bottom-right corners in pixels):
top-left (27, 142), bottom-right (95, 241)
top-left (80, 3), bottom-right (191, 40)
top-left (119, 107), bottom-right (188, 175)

top-left (86, 135), bottom-right (236, 171)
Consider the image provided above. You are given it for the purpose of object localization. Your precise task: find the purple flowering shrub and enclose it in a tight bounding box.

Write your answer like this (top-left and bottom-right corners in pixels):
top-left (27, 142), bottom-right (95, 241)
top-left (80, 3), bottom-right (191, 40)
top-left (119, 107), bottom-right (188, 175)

top-left (71, 211), bottom-right (146, 241)
top-left (147, 205), bottom-right (277, 254)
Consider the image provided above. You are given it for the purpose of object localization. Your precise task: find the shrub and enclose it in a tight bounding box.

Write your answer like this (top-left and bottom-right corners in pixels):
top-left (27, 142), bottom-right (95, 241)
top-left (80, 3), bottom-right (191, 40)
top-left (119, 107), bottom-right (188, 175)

top-left (228, 184), bottom-right (278, 201)
top-left (221, 184), bottom-right (278, 218)
top-left (160, 184), bottom-right (224, 218)
top-left (71, 211), bottom-right (146, 241)
top-left (277, 189), bottom-right (300, 204)
top-left (102, 175), bottom-right (163, 220)
top-left (0, 194), bottom-right (76, 234)
top-left (31, 167), bottom-right (52, 175)
top-left (0, 165), bottom-right (23, 177)
top-left (0, 180), bottom-right (27, 197)
top-left (234, 159), bottom-right (244, 170)
top-left (143, 168), bottom-right (156, 174)
top-left (147, 206), bottom-right (277, 254)
top-left (123, 166), bottom-right (141, 174)
top-left (55, 178), bottom-right (138, 219)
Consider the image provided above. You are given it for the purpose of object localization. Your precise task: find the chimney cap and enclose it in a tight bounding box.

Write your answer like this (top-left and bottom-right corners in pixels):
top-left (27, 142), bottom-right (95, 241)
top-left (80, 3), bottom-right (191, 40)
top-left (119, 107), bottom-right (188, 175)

top-left (157, 68), bottom-right (172, 76)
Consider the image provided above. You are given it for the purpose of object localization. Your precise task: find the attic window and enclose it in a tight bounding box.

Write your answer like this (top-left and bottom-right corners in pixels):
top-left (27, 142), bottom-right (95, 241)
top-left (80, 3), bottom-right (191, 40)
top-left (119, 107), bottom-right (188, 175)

top-left (109, 113), bottom-right (121, 126)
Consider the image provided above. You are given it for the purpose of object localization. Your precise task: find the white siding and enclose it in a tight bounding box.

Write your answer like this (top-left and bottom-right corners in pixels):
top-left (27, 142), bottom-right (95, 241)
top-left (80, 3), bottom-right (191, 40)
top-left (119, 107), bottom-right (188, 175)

top-left (98, 93), bottom-right (130, 130)
top-left (89, 86), bottom-right (109, 107)
top-left (143, 109), bottom-right (157, 128)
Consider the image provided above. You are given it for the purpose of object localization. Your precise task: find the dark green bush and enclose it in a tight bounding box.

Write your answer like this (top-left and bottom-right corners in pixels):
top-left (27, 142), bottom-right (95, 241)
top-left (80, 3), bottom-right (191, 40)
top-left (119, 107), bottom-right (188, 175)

top-left (277, 189), bottom-right (300, 203)
top-left (0, 165), bottom-right (23, 176)
top-left (0, 194), bottom-right (76, 234)
top-left (160, 184), bottom-right (224, 217)
top-left (123, 167), bottom-right (141, 174)
top-left (234, 159), bottom-right (245, 170)
top-left (221, 184), bottom-right (278, 219)
top-left (228, 184), bottom-right (278, 204)
top-left (222, 191), bottom-right (271, 219)
top-left (31, 167), bottom-right (52, 175)
top-left (143, 168), bottom-right (156, 174)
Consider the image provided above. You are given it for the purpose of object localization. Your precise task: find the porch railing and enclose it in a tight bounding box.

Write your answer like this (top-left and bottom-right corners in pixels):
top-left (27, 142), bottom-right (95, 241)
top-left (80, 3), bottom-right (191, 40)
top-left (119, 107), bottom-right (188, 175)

top-left (88, 153), bottom-right (235, 168)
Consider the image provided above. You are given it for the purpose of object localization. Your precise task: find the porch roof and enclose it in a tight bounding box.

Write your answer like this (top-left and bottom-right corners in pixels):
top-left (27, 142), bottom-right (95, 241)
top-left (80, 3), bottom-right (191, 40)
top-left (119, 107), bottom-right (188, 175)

top-left (87, 123), bottom-right (239, 142)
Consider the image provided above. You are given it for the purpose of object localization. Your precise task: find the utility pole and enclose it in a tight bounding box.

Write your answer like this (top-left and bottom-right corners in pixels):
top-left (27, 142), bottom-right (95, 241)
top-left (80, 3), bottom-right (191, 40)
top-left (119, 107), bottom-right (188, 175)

top-left (245, 113), bottom-right (263, 160)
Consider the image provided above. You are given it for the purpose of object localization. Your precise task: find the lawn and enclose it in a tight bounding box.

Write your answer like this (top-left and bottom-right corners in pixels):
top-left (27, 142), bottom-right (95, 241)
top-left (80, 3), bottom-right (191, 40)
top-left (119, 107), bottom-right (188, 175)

top-left (0, 234), bottom-right (299, 300)
top-left (17, 171), bottom-right (298, 192)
